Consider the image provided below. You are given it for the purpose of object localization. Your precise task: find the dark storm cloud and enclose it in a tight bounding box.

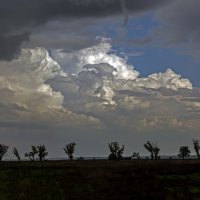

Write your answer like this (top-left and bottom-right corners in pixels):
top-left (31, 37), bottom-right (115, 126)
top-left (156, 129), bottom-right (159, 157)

top-left (155, 0), bottom-right (200, 54)
top-left (0, 33), bottom-right (29, 60)
top-left (0, 0), bottom-right (170, 60)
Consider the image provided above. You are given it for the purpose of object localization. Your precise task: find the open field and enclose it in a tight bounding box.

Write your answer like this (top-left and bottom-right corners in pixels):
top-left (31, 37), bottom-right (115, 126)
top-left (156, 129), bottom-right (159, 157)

top-left (0, 160), bottom-right (200, 200)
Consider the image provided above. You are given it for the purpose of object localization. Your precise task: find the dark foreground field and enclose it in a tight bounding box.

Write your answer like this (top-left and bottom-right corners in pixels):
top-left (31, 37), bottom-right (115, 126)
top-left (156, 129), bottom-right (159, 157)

top-left (0, 160), bottom-right (200, 200)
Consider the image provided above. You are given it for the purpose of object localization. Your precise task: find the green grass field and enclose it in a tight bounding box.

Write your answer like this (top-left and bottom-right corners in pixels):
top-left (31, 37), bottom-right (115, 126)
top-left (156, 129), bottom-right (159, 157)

top-left (0, 160), bottom-right (200, 200)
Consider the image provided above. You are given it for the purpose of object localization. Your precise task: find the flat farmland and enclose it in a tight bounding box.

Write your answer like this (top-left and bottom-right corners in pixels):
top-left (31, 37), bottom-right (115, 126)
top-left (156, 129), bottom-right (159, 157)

top-left (0, 160), bottom-right (200, 200)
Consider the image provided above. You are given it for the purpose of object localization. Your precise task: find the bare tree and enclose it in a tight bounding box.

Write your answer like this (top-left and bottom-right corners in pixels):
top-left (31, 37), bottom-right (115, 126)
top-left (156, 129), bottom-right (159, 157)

top-left (108, 142), bottom-right (124, 160)
top-left (132, 152), bottom-right (140, 159)
top-left (144, 141), bottom-right (154, 159)
top-left (153, 146), bottom-right (160, 160)
top-left (144, 141), bottom-right (160, 160)
top-left (64, 142), bottom-right (76, 161)
top-left (0, 144), bottom-right (9, 161)
top-left (25, 145), bottom-right (38, 161)
top-left (37, 145), bottom-right (48, 161)
top-left (13, 147), bottom-right (21, 161)
top-left (178, 146), bottom-right (191, 159)
top-left (193, 139), bottom-right (200, 159)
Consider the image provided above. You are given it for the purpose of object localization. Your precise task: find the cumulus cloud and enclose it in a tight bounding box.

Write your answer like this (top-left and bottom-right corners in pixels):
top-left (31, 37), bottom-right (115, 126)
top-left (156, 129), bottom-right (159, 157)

top-left (47, 39), bottom-right (200, 134)
top-left (52, 38), bottom-right (139, 80)
top-left (139, 69), bottom-right (192, 90)
top-left (0, 38), bottom-right (199, 137)
top-left (0, 47), bottom-right (100, 129)
top-left (1, 37), bottom-right (200, 156)
top-left (52, 39), bottom-right (192, 91)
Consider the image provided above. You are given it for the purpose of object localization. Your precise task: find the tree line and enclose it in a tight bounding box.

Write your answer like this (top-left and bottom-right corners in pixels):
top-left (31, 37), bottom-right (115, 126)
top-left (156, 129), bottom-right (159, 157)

top-left (0, 139), bottom-right (199, 161)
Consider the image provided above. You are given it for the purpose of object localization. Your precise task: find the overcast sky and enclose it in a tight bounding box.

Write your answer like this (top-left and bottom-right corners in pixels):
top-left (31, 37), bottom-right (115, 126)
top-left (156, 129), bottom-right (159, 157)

top-left (1, 0), bottom-right (200, 159)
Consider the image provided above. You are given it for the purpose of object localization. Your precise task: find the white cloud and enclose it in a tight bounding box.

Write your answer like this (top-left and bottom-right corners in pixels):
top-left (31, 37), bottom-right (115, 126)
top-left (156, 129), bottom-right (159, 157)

top-left (0, 38), bottom-right (199, 135)
top-left (118, 96), bottom-right (150, 111)
top-left (52, 38), bottom-right (192, 91)
top-left (2, 37), bottom-right (200, 158)
top-left (52, 38), bottom-right (139, 80)
top-left (0, 47), bottom-right (100, 129)
top-left (146, 68), bottom-right (192, 90)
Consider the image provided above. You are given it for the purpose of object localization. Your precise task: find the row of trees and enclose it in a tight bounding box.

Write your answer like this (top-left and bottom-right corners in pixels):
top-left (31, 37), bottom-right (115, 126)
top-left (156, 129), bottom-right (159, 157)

top-left (108, 139), bottom-right (200, 160)
top-left (0, 139), bottom-right (199, 161)
top-left (0, 143), bottom-right (76, 161)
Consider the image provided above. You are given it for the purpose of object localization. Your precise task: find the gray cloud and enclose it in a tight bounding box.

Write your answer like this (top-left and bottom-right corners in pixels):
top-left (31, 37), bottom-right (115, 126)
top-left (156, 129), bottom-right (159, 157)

top-left (0, 47), bottom-right (100, 131)
top-left (24, 19), bottom-right (97, 51)
top-left (0, 39), bottom-right (196, 132)
top-left (154, 0), bottom-right (200, 56)
top-left (0, 0), bottom-right (170, 60)
top-left (0, 33), bottom-right (29, 60)
top-left (48, 39), bottom-right (197, 135)
top-left (112, 0), bottom-right (200, 60)
top-left (1, 40), bottom-right (200, 157)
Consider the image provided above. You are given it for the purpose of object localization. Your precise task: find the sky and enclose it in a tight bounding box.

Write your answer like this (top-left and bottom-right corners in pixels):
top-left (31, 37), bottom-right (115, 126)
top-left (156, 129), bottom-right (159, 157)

top-left (1, 0), bottom-right (200, 159)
